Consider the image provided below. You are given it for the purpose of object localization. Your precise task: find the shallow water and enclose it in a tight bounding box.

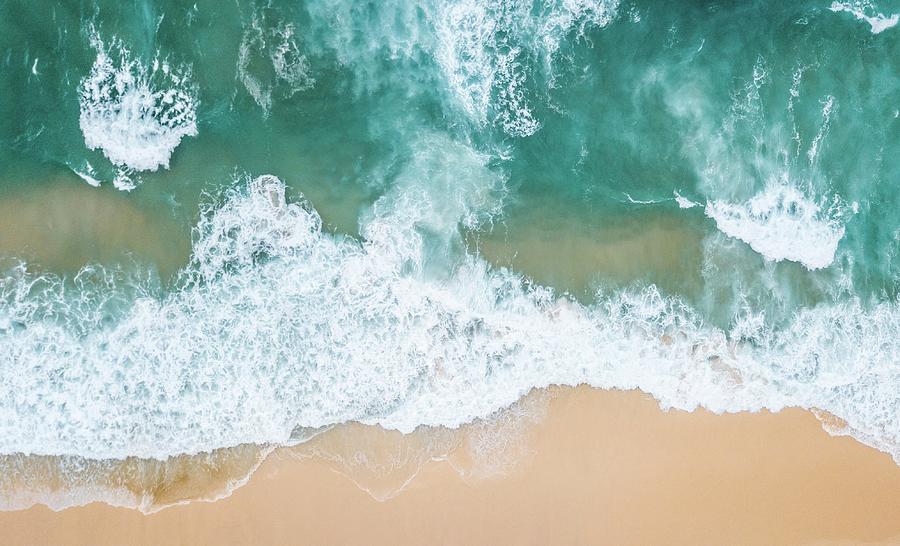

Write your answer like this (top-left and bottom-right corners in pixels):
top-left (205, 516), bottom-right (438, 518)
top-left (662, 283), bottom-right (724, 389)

top-left (1, 0), bottom-right (899, 509)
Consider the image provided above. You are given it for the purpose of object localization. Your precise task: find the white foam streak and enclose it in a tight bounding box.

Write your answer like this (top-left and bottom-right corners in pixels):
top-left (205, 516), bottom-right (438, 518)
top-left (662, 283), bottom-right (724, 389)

top-left (808, 95), bottom-right (835, 164)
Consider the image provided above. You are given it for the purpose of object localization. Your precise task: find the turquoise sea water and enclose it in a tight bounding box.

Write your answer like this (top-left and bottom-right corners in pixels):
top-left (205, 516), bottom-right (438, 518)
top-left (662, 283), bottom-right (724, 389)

top-left (1, 0), bottom-right (899, 508)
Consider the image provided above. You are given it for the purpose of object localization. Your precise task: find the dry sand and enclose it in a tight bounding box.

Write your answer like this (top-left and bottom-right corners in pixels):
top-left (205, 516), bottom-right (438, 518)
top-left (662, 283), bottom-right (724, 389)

top-left (3, 386), bottom-right (900, 545)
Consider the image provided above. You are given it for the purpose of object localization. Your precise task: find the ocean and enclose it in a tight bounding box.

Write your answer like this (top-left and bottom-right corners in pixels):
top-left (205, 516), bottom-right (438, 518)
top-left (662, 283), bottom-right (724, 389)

top-left (1, 0), bottom-right (899, 511)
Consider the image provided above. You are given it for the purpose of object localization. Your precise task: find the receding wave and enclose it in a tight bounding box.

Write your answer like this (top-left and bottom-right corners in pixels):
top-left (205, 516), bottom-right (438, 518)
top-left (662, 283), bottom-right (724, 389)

top-left (0, 446), bottom-right (271, 513)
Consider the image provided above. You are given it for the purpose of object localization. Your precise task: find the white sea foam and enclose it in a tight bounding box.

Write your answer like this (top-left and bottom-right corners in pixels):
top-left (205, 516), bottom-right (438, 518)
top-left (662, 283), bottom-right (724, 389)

top-left (434, 0), bottom-right (618, 136)
top-left (808, 95), bottom-right (836, 164)
top-left (308, 0), bottom-right (618, 137)
top-left (2, 137), bottom-right (899, 475)
top-left (674, 191), bottom-right (699, 209)
top-left (78, 30), bottom-right (197, 186)
top-left (830, 1), bottom-right (899, 34)
top-left (71, 162), bottom-right (101, 187)
top-left (705, 183), bottom-right (854, 270)
top-left (237, 11), bottom-right (315, 116)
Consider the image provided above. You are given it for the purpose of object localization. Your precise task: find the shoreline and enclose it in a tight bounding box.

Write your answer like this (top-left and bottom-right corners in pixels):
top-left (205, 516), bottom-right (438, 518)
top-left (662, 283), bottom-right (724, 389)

top-left (3, 386), bottom-right (900, 545)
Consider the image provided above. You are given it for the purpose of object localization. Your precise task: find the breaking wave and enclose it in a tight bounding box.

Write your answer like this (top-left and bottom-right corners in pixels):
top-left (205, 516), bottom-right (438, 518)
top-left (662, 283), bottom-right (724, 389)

top-left (1, 136), bottom-right (899, 470)
top-left (705, 182), bottom-right (856, 270)
top-left (829, 1), bottom-right (899, 34)
top-left (78, 29), bottom-right (198, 190)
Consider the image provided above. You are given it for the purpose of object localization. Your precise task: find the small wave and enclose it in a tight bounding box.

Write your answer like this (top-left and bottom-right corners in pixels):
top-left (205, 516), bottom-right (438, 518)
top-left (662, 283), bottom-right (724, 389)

top-left (705, 182), bottom-right (854, 270)
top-left (70, 162), bottom-right (101, 187)
top-left (78, 29), bottom-right (198, 189)
top-left (674, 191), bottom-right (700, 209)
top-left (622, 192), bottom-right (666, 205)
top-left (829, 1), bottom-right (899, 34)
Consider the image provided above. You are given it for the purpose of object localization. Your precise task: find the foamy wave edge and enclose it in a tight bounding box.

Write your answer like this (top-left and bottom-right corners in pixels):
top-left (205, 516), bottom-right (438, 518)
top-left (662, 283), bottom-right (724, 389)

top-left (0, 446), bottom-right (274, 515)
top-left (1, 139), bottom-right (898, 509)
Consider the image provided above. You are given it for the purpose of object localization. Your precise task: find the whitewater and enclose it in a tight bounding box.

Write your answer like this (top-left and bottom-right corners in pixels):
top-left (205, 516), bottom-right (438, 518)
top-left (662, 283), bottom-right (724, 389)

top-left (2, 160), bottom-right (898, 462)
top-left (1, 0), bottom-right (899, 512)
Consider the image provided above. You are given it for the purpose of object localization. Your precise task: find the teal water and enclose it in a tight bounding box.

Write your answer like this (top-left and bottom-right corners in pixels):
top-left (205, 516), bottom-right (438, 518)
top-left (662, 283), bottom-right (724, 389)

top-left (1, 0), bottom-right (899, 509)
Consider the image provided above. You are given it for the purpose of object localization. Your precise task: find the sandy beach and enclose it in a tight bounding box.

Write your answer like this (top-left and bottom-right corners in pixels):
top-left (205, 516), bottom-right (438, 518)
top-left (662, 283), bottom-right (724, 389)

top-left (3, 386), bottom-right (900, 545)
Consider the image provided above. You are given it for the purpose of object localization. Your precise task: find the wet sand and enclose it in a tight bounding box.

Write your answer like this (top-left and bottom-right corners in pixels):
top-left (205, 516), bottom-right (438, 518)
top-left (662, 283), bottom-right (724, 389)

top-left (3, 386), bottom-right (900, 545)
